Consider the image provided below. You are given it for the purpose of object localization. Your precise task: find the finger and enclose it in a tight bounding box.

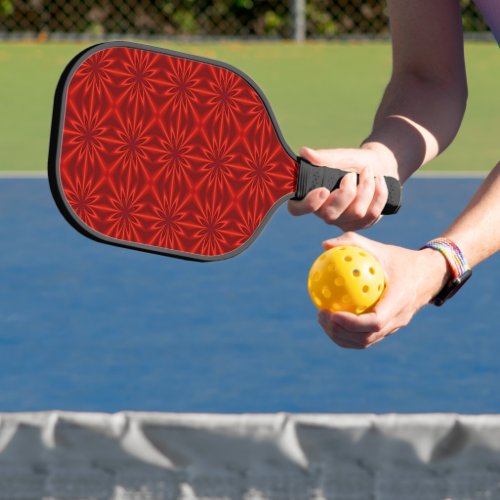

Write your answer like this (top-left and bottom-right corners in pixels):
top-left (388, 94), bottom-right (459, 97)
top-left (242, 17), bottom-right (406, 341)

top-left (299, 146), bottom-right (325, 166)
top-left (364, 335), bottom-right (386, 348)
top-left (385, 328), bottom-right (400, 337)
top-left (315, 172), bottom-right (357, 224)
top-left (288, 187), bottom-right (330, 216)
top-left (361, 328), bottom-right (399, 348)
top-left (319, 310), bottom-right (392, 349)
top-left (323, 171), bottom-right (390, 231)
top-left (361, 175), bottom-right (389, 225)
top-left (343, 164), bottom-right (376, 221)
top-left (329, 315), bottom-right (390, 349)
top-left (318, 311), bottom-right (371, 348)
top-left (331, 336), bottom-right (365, 349)
top-left (330, 311), bottom-right (385, 335)
top-left (321, 323), bottom-right (365, 349)
top-left (330, 325), bottom-right (372, 348)
top-left (328, 326), bottom-right (380, 349)
top-left (321, 232), bottom-right (388, 272)
top-left (372, 174), bottom-right (389, 214)
top-left (332, 296), bottom-right (401, 339)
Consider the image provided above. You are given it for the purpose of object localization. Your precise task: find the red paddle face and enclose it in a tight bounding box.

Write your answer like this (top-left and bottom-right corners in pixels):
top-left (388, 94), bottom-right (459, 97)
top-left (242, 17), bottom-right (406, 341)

top-left (49, 42), bottom-right (298, 261)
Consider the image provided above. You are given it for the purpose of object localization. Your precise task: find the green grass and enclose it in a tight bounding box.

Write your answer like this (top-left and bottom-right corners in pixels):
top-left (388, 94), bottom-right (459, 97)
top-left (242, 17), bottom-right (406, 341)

top-left (0, 40), bottom-right (497, 172)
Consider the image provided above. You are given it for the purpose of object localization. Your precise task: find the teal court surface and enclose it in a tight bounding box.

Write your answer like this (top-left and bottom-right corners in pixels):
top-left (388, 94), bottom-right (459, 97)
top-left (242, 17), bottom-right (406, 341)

top-left (0, 175), bottom-right (498, 413)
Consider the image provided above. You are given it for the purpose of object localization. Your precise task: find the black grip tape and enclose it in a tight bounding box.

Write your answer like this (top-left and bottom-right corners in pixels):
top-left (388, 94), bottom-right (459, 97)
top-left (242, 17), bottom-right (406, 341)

top-left (293, 157), bottom-right (402, 215)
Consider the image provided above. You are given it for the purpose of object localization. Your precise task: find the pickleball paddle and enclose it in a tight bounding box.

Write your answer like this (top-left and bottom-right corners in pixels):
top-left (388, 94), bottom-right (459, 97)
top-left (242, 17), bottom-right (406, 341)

top-left (48, 41), bottom-right (401, 261)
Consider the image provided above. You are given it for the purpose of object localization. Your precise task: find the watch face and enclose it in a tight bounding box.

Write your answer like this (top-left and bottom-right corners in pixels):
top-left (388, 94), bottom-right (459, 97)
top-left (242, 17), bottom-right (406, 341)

top-left (432, 269), bottom-right (472, 306)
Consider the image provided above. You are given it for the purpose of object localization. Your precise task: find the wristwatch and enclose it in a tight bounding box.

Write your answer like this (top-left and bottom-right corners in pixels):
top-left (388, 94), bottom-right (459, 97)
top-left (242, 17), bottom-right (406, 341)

top-left (421, 238), bottom-right (472, 306)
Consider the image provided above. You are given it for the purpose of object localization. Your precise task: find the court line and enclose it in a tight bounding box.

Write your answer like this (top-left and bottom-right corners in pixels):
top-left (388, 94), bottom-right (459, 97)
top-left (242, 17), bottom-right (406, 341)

top-left (0, 170), bottom-right (489, 179)
top-left (0, 171), bottom-right (48, 178)
top-left (414, 170), bottom-right (487, 179)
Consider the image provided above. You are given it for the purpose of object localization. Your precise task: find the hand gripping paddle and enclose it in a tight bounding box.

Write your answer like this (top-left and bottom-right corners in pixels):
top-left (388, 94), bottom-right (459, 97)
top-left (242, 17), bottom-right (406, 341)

top-left (49, 41), bottom-right (401, 261)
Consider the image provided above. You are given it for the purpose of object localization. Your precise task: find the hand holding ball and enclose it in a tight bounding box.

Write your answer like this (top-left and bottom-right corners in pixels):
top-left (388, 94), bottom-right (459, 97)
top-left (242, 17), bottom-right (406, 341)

top-left (308, 245), bottom-right (385, 314)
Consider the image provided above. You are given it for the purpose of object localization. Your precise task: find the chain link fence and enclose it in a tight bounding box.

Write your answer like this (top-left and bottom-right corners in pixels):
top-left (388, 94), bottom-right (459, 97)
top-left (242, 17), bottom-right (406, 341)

top-left (0, 0), bottom-right (491, 40)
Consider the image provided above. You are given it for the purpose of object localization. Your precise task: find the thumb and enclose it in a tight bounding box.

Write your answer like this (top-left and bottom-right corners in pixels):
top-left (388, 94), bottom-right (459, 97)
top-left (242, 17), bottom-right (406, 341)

top-left (299, 146), bottom-right (325, 165)
top-left (322, 231), bottom-right (369, 250)
top-left (321, 233), bottom-right (389, 273)
top-left (299, 146), bottom-right (365, 171)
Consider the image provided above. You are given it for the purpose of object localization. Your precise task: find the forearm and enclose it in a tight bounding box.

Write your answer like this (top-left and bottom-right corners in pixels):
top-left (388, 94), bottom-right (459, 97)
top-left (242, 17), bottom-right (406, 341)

top-left (363, 73), bottom-right (467, 182)
top-left (441, 162), bottom-right (500, 267)
top-left (361, 0), bottom-right (467, 183)
top-left (418, 162), bottom-right (500, 303)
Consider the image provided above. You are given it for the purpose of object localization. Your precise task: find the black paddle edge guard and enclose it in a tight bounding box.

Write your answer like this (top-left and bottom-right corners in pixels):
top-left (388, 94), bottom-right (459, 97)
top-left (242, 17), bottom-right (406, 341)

top-left (293, 157), bottom-right (402, 215)
top-left (48, 41), bottom-right (298, 262)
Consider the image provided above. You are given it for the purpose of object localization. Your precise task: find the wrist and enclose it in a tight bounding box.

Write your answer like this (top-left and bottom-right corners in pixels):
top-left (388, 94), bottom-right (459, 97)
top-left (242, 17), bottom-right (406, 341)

top-left (361, 141), bottom-right (399, 178)
top-left (420, 238), bottom-right (472, 306)
top-left (418, 248), bottom-right (453, 303)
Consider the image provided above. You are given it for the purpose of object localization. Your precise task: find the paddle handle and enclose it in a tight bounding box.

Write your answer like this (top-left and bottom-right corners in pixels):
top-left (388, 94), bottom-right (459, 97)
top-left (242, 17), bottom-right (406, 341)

top-left (293, 157), bottom-right (402, 215)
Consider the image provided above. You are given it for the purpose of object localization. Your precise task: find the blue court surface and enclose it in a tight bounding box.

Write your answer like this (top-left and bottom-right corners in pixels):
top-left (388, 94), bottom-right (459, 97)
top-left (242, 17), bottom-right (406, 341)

top-left (0, 176), bottom-right (498, 413)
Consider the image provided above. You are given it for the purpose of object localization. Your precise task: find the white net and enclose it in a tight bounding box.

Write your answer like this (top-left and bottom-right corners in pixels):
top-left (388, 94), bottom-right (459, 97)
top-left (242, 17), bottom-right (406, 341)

top-left (0, 412), bottom-right (500, 499)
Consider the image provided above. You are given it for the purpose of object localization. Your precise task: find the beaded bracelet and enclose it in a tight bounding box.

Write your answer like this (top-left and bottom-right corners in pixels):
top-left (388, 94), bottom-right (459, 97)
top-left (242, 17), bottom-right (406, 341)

top-left (421, 238), bottom-right (472, 306)
top-left (421, 238), bottom-right (470, 278)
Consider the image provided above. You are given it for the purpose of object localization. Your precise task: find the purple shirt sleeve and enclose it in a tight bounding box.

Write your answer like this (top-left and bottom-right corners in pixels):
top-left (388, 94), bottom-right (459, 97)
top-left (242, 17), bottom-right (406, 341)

top-left (473, 0), bottom-right (500, 45)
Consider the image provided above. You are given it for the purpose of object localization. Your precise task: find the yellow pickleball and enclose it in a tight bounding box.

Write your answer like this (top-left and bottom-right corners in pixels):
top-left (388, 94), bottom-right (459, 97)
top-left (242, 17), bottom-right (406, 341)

top-left (308, 245), bottom-right (385, 314)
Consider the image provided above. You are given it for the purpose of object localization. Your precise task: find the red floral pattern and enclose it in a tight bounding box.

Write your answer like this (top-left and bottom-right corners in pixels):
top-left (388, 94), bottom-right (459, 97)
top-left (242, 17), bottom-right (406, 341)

top-left (59, 46), bottom-right (298, 258)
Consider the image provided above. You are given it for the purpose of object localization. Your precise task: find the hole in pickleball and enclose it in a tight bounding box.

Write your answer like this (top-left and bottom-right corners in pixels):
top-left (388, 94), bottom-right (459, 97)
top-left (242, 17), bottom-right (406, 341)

top-left (369, 267), bottom-right (376, 275)
top-left (313, 271), bottom-right (321, 282)
top-left (344, 256), bottom-right (352, 262)
top-left (322, 286), bottom-right (332, 298)
top-left (378, 284), bottom-right (382, 291)
top-left (352, 269), bottom-right (360, 277)
top-left (362, 285), bottom-right (369, 293)
top-left (359, 251), bottom-right (367, 257)
top-left (334, 277), bottom-right (344, 287)
top-left (342, 295), bottom-right (351, 304)
top-left (356, 306), bottom-right (366, 314)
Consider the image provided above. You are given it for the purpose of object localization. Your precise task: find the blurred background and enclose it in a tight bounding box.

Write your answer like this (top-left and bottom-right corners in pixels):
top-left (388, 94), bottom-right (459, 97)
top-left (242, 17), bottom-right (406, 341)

top-left (0, 1), bottom-right (497, 177)
top-left (0, 0), bottom-right (492, 40)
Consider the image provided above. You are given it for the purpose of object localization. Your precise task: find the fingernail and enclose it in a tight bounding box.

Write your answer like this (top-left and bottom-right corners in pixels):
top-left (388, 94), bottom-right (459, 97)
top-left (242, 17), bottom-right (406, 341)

top-left (340, 173), bottom-right (354, 186)
top-left (319, 189), bottom-right (329, 200)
